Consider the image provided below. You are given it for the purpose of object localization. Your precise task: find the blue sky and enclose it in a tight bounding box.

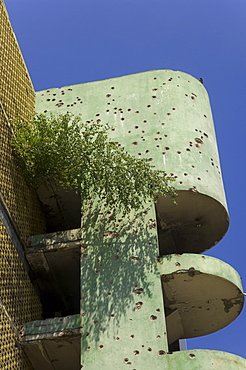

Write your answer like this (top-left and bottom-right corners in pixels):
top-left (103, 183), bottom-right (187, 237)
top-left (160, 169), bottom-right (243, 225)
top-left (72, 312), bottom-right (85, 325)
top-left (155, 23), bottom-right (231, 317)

top-left (5, 0), bottom-right (246, 358)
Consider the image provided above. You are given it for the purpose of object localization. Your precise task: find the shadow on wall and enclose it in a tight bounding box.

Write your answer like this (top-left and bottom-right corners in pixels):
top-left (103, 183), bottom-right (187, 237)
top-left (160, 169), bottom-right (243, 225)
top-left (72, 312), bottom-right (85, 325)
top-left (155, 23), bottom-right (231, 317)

top-left (81, 198), bottom-right (161, 352)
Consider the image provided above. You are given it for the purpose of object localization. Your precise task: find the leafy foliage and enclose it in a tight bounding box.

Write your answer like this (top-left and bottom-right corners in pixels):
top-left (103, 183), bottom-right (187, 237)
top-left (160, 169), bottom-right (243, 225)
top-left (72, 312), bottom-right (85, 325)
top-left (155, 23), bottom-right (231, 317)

top-left (11, 113), bottom-right (175, 212)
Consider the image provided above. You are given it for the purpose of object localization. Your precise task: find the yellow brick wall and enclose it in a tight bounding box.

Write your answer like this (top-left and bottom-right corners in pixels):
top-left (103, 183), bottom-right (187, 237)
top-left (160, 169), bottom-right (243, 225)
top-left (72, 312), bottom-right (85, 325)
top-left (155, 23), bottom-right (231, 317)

top-left (0, 1), bottom-right (46, 368)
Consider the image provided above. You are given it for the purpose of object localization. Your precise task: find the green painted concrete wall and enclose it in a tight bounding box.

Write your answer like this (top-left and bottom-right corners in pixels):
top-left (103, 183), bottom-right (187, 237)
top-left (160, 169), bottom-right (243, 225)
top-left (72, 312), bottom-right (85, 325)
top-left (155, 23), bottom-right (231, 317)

top-left (34, 70), bottom-right (242, 369)
top-left (80, 201), bottom-right (168, 368)
top-left (36, 70), bottom-right (227, 210)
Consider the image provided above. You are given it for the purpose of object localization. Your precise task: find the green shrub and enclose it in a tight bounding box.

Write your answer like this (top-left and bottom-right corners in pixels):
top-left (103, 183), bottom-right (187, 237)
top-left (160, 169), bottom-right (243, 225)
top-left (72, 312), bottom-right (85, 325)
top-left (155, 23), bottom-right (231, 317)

top-left (11, 113), bottom-right (175, 212)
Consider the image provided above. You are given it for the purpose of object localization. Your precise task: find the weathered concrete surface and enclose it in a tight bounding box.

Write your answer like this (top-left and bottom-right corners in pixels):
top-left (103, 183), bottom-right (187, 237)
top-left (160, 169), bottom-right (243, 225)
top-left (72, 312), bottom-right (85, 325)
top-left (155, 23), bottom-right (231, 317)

top-left (26, 229), bottom-right (82, 317)
top-left (80, 201), bottom-right (168, 369)
top-left (159, 254), bottom-right (244, 342)
top-left (163, 349), bottom-right (246, 369)
top-left (36, 70), bottom-right (229, 254)
top-left (20, 315), bottom-right (81, 370)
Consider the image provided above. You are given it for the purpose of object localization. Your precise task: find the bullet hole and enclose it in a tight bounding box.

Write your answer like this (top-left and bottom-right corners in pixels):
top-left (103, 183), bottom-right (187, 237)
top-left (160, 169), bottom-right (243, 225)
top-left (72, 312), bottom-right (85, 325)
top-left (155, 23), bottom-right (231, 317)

top-left (172, 108), bottom-right (176, 110)
top-left (93, 320), bottom-right (98, 324)
top-left (186, 148), bottom-right (191, 151)
top-left (111, 86), bottom-right (115, 89)
top-left (128, 131), bottom-right (131, 133)
top-left (204, 133), bottom-right (208, 138)
top-left (199, 151), bottom-right (202, 154)
top-left (145, 150), bottom-right (149, 153)
top-left (107, 102), bottom-right (111, 105)
top-left (142, 345), bottom-right (145, 348)
top-left (177, 85), bottom-right (180, 87)
top-left (157, 335), bottom-right (161, 339)
top-left (204, 114), bottom-right (207, 118)
top-left (191, 96), bottom-right (195, 100)
top-left (175, 262), bottom-right (181, 267)
top-left (167, 113), bottom-right (171, 116)
top-left (179, 181), bottom-right (183, 184)
top-left (156, 145), bottom-right (160, 148)
top-left (52, 99), bottom-right (55, 101)
top-left (177, 151), bottom-right (181, 154)
top-left (184, 173), bottom-right (188, 176)
top-left (130, 256), bottom-right (140, 262)
top-left (192, 165), bottom-right (195, 168)
top-left (156, 131), bottom-right (160, 134)
top-left (195, 138), bottom-right (203, 144)
top-left (135, 126), bottom-right (139, 129)
top-left (134, 350), bottom-right (140, 356)
top-left (154, 77), bottom-right (157, 79)
top-left (46, 90), bottom-right (50, 93)
top-left (150, 315), bottom-right (157, 321)
top-left (124, 358), bottom-right (129, 362)
top-left (154, 138), bottom-right (158, 141)
top-left (152, 96), bottom-right (157, 98)
top-left (152, 88), bottom-right (158, 91)
top-left (116, 337), bottom-right (120, 341)
top-left (168, 78), bottom-right (172, 81)
top-left (202, 256), bottom-right (206, 259)
top-left (197, 177), bottom-right (201, 180)
top-left (142, 130), bottom-right (145, 133)
top-left (147, 347), bottom-right (152, 352)
top-left (148, 158), bottom-right (153, 161)
top-left (106, 94), bottom-right (111, 97)
top-left (156, 308), bottom-right (160, 312)
top-left (56, 103), bottom-right (64, 107)
top-left (135, 302), bottom-right (143, 310)
top-left (158, 350), bottom-right (165, 356)
top-left (110, 314), bottom-right (115, 318)
top-left (135, 110), bottom-right (139, 113)
top-left (162, 152), bottom-right (166, 155)
top-left (46, 99), bottom-right (50, 101)
top-left (133, 288), bottom-right (144, 295)
top-left (147, 105), bottom-right (151, 108)
top-left (165, 147), bottom-right (170, 150)
top-left (132, 142), bottom-right (138, 145)
top-left (111, 128), bottom-right (115, 131)
top-left (68, 88), bottom-right (73, 91)
top-left (162, 122), bottom-right (165, 126)
top-left (185, 94), bottom-right (188, 97)
top-left (86, 332), bottom-right (90, 337)
top-left (112, 99), bottom-right (115, 101)
top-left (189, 354), bottom-right (196, 359)
top-left (99, 345), bottom-right (104, 349)
top-left (121, 118), bottom-right (125, 121)
top-left (87, 347), bottom-right (91, 350)
top-left (211, 162), bottom-right (214, 166)
top-left (143, 120), bottom-right (147, 123)
top-left (107, 292), bottom-right (112, 295)
top-left (130, 335), bottom-right (134, 339)
top-left (154, 112), bottom-right (157, 115)
top-left (96, 113), bottom-right (100, 116)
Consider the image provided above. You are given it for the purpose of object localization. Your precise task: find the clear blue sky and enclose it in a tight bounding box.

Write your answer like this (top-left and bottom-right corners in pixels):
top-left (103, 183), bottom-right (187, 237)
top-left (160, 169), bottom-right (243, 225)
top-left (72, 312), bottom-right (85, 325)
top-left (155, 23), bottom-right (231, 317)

top-left (5, 0), bottom-right (246, 358)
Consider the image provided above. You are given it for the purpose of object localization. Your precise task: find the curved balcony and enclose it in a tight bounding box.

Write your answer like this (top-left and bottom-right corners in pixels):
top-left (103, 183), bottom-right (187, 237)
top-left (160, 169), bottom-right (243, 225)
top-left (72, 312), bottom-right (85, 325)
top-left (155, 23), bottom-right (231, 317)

top-left (158, 254), bottom-right (244, 344)
top-left (163, 349), bottom-right (246, 369)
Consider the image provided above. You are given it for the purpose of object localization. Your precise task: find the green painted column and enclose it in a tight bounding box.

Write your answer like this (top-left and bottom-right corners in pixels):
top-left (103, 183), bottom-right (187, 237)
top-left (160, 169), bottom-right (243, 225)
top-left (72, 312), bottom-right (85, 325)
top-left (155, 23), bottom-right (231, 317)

top-left (80, 201), bottom-right (168, 368)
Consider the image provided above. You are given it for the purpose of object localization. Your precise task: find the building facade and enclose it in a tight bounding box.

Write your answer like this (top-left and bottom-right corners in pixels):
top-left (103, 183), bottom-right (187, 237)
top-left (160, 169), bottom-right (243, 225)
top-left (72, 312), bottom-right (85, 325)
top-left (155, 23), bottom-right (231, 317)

top-left (0, 1), bottom-right (245, 369)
